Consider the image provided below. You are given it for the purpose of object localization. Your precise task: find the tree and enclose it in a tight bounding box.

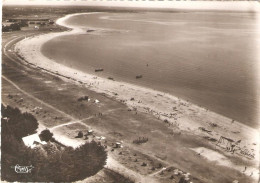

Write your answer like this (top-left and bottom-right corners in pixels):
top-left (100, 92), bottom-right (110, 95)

top-left (1, 105), bottom-right (38, 138)
top-left (39, 129), bottom-right (53, 142)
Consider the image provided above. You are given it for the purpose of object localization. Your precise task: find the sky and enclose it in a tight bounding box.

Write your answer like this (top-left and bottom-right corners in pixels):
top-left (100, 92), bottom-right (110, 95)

top-left (1, 0), bottom-right (259, 14)
top-left (2, 0), bottom-right (178, 6)
top-left (1, 0), bottom-right (259, 11)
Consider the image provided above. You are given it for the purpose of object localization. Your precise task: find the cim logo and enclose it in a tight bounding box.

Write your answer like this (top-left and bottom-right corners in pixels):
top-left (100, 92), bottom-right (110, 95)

top-left (11, 164), bottom-right (34, 173)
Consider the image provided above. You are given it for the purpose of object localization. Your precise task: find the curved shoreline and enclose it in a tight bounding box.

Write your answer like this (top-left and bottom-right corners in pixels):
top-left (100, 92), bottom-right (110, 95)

top-left (15, 12), bottom-right (259, 168)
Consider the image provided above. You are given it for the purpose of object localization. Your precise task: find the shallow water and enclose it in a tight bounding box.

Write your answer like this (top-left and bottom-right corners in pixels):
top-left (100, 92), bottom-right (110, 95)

top-left (42, 12), bottom-right (259, 127)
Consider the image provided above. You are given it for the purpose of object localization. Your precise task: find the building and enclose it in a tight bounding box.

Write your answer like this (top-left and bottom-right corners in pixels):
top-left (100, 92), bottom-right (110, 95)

top-left (22, 134), bottom-right (47, 148)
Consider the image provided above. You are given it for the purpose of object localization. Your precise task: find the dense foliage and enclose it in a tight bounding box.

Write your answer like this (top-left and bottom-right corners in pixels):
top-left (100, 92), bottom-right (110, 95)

top-left (1, 104), bottom-right (107, 182)
top-left (2, 23), bottom-right (21, 32)
top-left (2, 20), bottom-right (29, 32)
top-left (39, 129), bottom-right (53, 142)
top-left (2, 104), bottom-right (38, 138)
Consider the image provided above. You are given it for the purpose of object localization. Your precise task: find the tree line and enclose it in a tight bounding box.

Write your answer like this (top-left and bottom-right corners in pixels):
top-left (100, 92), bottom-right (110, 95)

top-left (2, 21), bottom-right (28, 32)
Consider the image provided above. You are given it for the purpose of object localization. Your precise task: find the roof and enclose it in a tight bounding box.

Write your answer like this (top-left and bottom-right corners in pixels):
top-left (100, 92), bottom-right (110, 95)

top-left (22, 134), bottom-right (47, 148)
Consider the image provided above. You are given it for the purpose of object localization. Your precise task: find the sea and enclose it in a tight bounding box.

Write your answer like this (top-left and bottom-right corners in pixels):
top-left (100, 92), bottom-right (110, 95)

top-left (41, 11), bottom-right (259, 127)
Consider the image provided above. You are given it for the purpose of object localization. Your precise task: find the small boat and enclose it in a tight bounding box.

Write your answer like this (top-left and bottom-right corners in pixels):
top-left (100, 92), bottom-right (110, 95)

top-left (136, 75), bottom-right (143, 79)
top-left (95, 68), bottom-right (104, 72)
top-left (86, 29), bottom-right (95, 33)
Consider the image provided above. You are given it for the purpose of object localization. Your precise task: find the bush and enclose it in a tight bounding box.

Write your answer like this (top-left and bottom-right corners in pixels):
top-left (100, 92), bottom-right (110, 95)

top-left (133, 137), bottom-right (149, 144)
top-left (77, 96), bottom-right (89, 102)
top-left (39, 129), bottom-right (53, 142)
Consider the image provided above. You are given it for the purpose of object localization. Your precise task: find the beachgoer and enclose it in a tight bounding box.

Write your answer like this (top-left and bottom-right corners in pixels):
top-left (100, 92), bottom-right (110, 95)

top-left (243, 166), bottom-right (247, 172)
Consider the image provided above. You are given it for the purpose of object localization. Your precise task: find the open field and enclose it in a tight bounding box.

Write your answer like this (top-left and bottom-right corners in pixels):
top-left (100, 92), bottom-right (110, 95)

top-left (2, 6), bottom-right (259, 183)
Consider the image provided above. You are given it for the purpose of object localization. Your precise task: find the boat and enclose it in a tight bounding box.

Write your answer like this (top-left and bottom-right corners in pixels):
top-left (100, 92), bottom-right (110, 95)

top-left (95, 68), bottom-right (104, 72)
top-left (86, 29), bottom-right (95, 33)
top-left (136, 75), bottom-right (143, 79)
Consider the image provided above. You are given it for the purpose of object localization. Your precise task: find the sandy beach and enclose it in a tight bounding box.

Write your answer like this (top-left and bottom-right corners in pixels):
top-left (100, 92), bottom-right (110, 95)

top-left (14, 11), bottom-right (260, 181)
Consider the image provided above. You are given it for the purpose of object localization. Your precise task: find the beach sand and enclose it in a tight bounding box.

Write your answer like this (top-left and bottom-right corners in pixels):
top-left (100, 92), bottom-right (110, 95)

top-left (15, 12), bottom-right (260, 181)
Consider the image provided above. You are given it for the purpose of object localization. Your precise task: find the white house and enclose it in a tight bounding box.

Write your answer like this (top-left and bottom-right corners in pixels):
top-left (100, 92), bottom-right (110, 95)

top-left (22, 134), bottom-right (47, 148)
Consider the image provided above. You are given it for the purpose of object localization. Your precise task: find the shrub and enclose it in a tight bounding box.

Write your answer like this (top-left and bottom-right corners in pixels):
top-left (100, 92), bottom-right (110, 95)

top-left (133, 137), bottom-right (149, 144)
top-left (39, 129), bottom-right (53, 142)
